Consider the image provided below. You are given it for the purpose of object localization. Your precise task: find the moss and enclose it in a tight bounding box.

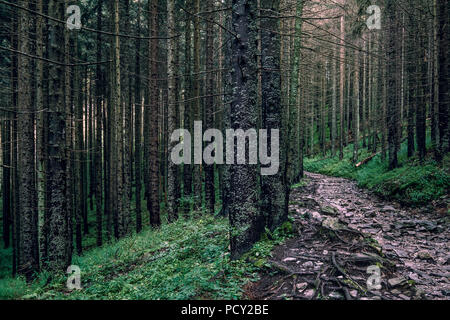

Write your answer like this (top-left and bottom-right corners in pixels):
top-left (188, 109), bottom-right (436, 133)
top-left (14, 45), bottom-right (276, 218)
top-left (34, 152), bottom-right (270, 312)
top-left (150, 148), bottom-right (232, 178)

top-left (280, 221), bottom-right (294, 235)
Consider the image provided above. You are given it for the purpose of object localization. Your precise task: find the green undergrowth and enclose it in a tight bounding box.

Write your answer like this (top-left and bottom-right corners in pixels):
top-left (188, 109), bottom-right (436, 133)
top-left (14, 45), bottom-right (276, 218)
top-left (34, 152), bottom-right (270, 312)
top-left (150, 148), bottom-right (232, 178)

top-left (0, 214), bottom-right (295, 300)
top-left (304, 140), bottom-right (450, 206)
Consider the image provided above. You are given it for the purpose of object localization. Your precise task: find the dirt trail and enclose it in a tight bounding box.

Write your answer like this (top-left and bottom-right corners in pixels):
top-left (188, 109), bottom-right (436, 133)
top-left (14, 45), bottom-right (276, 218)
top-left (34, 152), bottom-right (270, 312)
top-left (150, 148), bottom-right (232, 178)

top-left (247, 172), bottom-right (449, 300)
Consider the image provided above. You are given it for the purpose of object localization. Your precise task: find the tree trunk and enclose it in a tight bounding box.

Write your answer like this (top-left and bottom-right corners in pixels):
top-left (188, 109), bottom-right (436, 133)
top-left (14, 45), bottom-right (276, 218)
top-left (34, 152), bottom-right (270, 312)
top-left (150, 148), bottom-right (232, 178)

top-left (386, 0), bottom-right (399, 169)
top-left (204, 0), bottom-right (215, 214)
top-left (192, 0), bottom-right (202, 210)
top-left (134, 0), bottom-right (142, 233)
top-left (183, 2), bottom-right (193, 215)
top-left (95, 0), bottom-right (104, 244)
top-left (229, 0), bottom-right (262, 260)
top-left (339, 16), bottom-right (345, 160)
top-left (261, 0), bottom-right (288, 231)
top-left (47, 0), bottom-right (71, 271)
top-left (437, 0), bottom-right (449, 158)
top-left (166, 0), bottom-right (180, 223)
top-left (353, 42), bottom-right (361, 164)
top-left (17, 0), bottom-right (39, 278)
top-left (147, 0), bottom-right (161, 227)
top-left (287, 0), bottom-right (304, 183)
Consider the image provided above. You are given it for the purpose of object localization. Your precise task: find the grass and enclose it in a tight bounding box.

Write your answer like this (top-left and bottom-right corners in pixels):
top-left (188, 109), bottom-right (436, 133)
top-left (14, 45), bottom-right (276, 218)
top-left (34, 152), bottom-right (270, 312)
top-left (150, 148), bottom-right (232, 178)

top-left (304, 139), bottom-right (450, 206)
top-left (0, 214), bottom-right (295, 300)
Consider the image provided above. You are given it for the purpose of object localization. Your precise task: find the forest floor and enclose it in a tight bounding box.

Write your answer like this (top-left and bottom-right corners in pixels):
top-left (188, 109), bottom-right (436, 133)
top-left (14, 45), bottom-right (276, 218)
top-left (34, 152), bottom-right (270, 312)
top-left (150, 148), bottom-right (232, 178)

top-left (1, 169), bottom-right (448, 300)
top-left (246, 172), bottom-right (449, 300)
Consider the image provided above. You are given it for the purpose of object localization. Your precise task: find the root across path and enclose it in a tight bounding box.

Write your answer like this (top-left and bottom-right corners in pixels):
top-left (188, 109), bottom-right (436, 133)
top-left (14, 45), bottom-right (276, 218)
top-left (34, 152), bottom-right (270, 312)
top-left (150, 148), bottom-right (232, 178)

top-left (246, 172), bottom-right (449, 300)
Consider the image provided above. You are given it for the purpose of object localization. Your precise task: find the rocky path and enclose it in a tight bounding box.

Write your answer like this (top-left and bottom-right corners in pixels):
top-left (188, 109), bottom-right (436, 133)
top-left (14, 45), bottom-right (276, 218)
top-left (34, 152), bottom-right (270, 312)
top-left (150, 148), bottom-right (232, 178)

top-left (248, 172), bottom-right (449, 300)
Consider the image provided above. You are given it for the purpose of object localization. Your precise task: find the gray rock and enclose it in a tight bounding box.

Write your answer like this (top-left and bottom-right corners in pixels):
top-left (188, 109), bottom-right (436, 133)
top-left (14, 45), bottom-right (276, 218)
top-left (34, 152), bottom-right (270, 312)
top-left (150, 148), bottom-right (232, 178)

top-left (311, 211), bottom-right (323, 222)
top-left (388, 277), bottom-right (407, 287)
top-left (322, 217), bottom-right (343, 231)
top-left (381, 205), bottom-right (396, 212)
top-left (350, 290), bottom-right (358, 298)
top-left (321, 205), bottom-right (338, 216)
top-left (304, 289), bottom-right (315, 299)
top-left (329, 291), bottom-right (344, 300)
top-left (296, 282), bottom-right (308, 292)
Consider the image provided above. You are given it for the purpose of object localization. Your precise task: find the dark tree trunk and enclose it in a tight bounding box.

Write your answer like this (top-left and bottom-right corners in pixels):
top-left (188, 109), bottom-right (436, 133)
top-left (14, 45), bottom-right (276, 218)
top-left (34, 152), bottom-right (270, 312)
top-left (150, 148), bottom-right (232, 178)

top-left (437, 0), bottom-right (449, 159)
top-left (204, 0), bottom-right (215, 214)
top-left (17, 0), bottom-right (39, 278)
top-left (416, 31), bottom-right (427, 162)
top-left (192, 0), bottom-right (202, 210)
top-left (135, 0), bottom-right (142, 233)
top-left (2, 110), bottom-right (11, 249)
top-left (47, 0), bottom-right (71, 271)
top-left (229, 0), bottom-right (263, 260)
top-left (386, 0), bottom-right (399, 170)
top-left (167, 0), bottom-right (180, 223)
top-left (261, 0), bottom-right (288, 231)
top-left (183, 2), bottom-right (193, 215)
top-left (74, 37), bottom-right (83, 255)
top-left (147, 0), bottom-right (161, 227)
top-left (95, 0), bottom-right (104, 245)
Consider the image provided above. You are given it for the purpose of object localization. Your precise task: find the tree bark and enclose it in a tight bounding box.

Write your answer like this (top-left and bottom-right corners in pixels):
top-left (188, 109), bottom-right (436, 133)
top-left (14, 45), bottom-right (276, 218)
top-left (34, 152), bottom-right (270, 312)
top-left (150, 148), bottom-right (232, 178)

top-left (261, 0), bottom-right (288, 231)
top-left (47, 0), bottom-right (71, 271)
top-left (204, 0), bottom-right (216, 214)
top-left (166, 0), bottom-right (180, 223)
top-left (17, 0), bottom-right (39, 278)
top-left (229, 0), bottom-right (262, 260)
top-left (147, 0), bottom-right (161, 227)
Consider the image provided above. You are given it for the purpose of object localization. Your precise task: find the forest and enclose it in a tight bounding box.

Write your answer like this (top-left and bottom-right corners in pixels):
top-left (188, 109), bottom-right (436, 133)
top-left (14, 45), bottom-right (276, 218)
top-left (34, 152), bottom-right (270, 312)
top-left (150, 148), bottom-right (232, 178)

top-left (0, 0), bottom-right (448, 301)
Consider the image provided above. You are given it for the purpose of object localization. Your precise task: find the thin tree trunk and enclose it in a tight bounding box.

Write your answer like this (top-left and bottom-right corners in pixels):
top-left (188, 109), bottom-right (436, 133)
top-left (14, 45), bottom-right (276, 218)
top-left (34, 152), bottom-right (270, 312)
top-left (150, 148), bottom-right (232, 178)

top-left (261, 0), bottom-right (288, 231)
top-left (47, 0), bottom-right (71, 271)
top-left (339, 16), bottom-right (345, 160)
top-left (17, 0), bottom-right (39, 278)
top-left (183, 2), bottom-right (193, 215)
top-left (166, 0), bottom-right (179, 223)
top-left (147, 0), bottom-right (160, 227)
top-left (192, 0), bottom-right (202, 210)
top-left (288, 0), bottom-right (304, 183)
top-left (95, 0), bottom-right (103, 245)
top-left (386, 0), bottom-right (399, 169)
top-left (437, 0), bottom-right (449, 158)
top-left (134, 0), bottom-right (142, 233)
top-left (353, 42), bottom-right (361, 164)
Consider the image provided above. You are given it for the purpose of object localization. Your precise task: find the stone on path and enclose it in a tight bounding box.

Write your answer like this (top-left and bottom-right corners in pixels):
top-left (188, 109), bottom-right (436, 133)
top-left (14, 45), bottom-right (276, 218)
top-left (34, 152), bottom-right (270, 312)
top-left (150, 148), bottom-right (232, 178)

top-left (388, 277), bottom-right (407, 287)
top-left (296, 282), bottom-right (308, 292)
top-left (303, 289), bottom-right (315, 299)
